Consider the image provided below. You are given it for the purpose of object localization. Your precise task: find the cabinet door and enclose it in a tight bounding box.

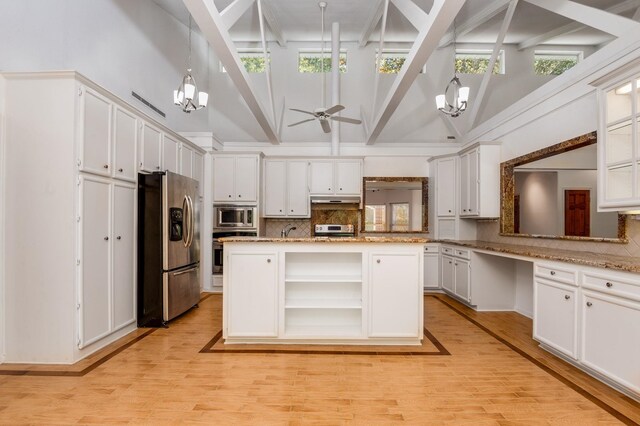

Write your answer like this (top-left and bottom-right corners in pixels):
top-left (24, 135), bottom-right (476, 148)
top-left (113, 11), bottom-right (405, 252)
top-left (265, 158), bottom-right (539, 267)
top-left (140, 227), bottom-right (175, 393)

top-left (264, 160), bottom-right (286, 216)
top-left (424, 253), bottom-right (440, 289)
top-left (80, 87), bottom-right (111, 176)
top-left (459, 153), bottom-right (469, 215)
top-left (213, 156), bottom-right (236, 202)
top-left (533, 279), bottom-right (577, 359)
top-left (193, 152), bottom-right (204, 197)
top-left (581, 291), bottom-right (640, 394)
top-left (112, 184), bottom-right (136, 331)
top-left (113, 107), bottom-right (137, 182)
top-left (309, 161), bottom-right (334, 194)
top-left (140, 123), bottom-right (162, 172)
top-left (369, 253), bottom-right (421, 337)
top-left (162, 134), bottom-right (179, 174)
top-left (235, 156), bottom-right (258, 201)
top-left (336, 161), bottom-right (362, 195)
top-left (287, 160), bottom-right (310, 216)
top-left (80, 177), bottom-right (111, 347)
top-left (441, 255), bottom-right (454, 293)
top-left (467, 148), bottom-right (479, 215)
top-left (437, 158), bottom-right (456, 216)
top-left (454, 258), bottom-right (470, 302)
top-left (180, 144), bottom-right (193, 178)
top-left (227, 252), bottom-right (278, 337)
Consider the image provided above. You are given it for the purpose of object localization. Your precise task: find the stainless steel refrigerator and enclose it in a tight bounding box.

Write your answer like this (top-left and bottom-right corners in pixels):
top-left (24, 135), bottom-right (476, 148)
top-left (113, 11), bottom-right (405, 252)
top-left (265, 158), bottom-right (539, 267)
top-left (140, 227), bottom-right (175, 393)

top-left (138, 171), bottom-right (200, 327)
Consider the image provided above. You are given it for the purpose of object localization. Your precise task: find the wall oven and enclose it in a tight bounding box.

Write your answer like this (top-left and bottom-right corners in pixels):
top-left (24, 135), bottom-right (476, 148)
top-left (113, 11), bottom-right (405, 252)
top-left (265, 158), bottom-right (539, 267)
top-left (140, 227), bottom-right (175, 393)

top-left (213, 205), bottom-right (257, 231)
top-left (212, 231), bottom-right (257, 275)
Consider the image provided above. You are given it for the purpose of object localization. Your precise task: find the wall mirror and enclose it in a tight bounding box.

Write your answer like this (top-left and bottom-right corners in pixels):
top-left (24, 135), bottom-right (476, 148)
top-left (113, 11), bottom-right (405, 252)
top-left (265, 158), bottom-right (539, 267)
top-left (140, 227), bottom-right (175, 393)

top-left (500, 131), bottom-right (626, 242)
top-left (361, 177), bottom-right (428, 233)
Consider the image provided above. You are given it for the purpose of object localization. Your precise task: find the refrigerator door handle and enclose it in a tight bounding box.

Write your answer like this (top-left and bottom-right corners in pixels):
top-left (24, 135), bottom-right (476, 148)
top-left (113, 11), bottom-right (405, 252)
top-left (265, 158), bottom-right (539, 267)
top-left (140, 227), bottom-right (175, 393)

top-left (182, 195), bottom-right (190, 248)
top-left (171, 265), bottom-right (199, 276)
top-left (187, 195), bottom-right (195, 247)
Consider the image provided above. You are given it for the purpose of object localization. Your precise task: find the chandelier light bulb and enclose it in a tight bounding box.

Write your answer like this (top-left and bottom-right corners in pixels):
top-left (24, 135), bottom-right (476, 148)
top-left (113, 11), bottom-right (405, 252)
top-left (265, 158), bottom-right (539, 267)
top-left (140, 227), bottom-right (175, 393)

top-left (199, 92), bottom-right (209, 108)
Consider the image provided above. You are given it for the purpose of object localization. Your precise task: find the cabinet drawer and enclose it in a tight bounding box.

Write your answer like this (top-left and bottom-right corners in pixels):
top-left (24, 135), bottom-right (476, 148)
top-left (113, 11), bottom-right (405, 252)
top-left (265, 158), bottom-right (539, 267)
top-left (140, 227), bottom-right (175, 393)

top-left (582, 272), bottom-right (640, 301)
top-left (441, 246), bottom-right (454, 255)
top-left (535, 263), bottom-right (577, 286)
top-left (453, 248), bottom-right (470, 260)
top-left (424, 244), bottom-right (438, 253)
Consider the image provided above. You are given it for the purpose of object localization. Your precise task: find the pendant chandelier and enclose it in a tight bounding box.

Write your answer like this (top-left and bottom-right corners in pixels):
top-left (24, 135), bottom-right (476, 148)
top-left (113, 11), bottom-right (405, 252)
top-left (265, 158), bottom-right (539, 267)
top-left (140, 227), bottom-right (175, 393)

top-left (435, 18), bottom-right (469, 118)
top-left (174, 15), bottom-right (208, 113)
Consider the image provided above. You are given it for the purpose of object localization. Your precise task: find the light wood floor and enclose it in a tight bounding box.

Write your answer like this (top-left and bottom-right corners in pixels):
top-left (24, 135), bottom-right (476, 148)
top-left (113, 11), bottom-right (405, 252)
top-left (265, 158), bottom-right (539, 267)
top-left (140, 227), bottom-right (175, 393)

top-left (0, 293), bottom-right (638, 424)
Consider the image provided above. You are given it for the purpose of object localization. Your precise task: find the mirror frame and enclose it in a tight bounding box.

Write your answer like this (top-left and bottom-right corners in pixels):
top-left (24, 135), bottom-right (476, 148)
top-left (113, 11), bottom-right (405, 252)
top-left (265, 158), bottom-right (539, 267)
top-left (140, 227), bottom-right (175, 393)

top-left (500, 131), bottom-right (627, 243)
top-left (361, 177), bottom-right (429, 233)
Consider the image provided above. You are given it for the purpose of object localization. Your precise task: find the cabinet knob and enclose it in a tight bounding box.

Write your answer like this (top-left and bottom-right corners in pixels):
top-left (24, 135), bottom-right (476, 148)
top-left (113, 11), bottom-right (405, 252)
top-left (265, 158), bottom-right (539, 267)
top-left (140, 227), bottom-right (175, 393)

top-left (425, 248), bottom-right (428, 251)
top-left (376, 259), bottom-right (381, 264)
top-left (448, 261), bottom-right (452, 264)
top-left (118, 168), bottom-right (124, 172)
top-left (463, 209), bottom-right (467, 212)
top-left (238, 195), bottom-right (242, 198)
top-left (605, 282), bottom-right (613, 288)
top-left (104, 236), bottom-right (109, 241)
top-left (550, 271), bottom-right (556, 276)
top-left (328, 188), bottom-right (331, 191)
top-left (586, 301), bottom-right (593, 307)
top-left (228, 195), bottom-right (232, 198)
top-left (454, 262), bottom-right (458, 266)
top-left (448, 210), bottom-right (452, 213)
top-left (340, 188), bottom-right (343, 191)
top-left (103, 164), bottom-right (109, 169)
top-left (291, 209), bottom-right (294, 212)
top-left (117, 236), bottom-right (121, 240)
top-left (267, 259), bottom-right (271, 263)
top-left (156, 166), bottom-right (160, 170)
top-left (564, 295), bottom-right (570, 300)
top-left (279, 209), bottom-right (282, 212)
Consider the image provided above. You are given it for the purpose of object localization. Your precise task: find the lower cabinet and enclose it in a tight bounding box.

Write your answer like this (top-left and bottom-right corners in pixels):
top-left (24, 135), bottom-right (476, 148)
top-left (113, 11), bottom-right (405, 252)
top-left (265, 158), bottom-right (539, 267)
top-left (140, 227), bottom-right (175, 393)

top-left (533, 278), bottom-right (578, 359)
top-left (369, 253), bottom-right (421, 338)
top-left (441, 254), bottom-right (454, 293)
top-left (441, 247), bottom-right (470, 303)
top-left (423, 244), bottom-right (440, 290)
top-left (581, 290), bottom-right (640, 394)
top-left (226, 252), bottom-right (278, 337)
top-left (454, 258), bottom-right (470, 302)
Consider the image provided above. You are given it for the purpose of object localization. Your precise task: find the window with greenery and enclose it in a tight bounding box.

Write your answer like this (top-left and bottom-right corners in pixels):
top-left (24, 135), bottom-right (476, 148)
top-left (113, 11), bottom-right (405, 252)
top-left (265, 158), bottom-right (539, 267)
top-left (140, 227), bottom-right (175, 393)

top-left (375, 50), bottom-right (425, 74)
top-left (391, 203), bottom-right (409, 232)
top-left (455, 50), bottom-right (504, 74)
top-left (298, 50), bottom-right (347, 73)
top-left (365, 205), bottom-right (386, 231)
top-left (534, 51), bottom-right (581, 76)
top-left (221, 51), bottom-right (268, 73)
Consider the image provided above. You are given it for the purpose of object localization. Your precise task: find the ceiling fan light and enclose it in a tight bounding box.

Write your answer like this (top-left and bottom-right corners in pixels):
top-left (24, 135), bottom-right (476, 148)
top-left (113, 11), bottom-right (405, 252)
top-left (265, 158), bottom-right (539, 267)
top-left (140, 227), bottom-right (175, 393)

top-left (435, 94), bottom-right (446, 110)
top-left (198, 91), bottom-right (209, 108)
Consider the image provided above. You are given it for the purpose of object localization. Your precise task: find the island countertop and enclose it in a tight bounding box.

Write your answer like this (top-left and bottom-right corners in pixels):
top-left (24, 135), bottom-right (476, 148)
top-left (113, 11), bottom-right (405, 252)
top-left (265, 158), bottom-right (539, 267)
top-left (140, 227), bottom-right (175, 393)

top-left (218, 236), bottom-right (429, 243)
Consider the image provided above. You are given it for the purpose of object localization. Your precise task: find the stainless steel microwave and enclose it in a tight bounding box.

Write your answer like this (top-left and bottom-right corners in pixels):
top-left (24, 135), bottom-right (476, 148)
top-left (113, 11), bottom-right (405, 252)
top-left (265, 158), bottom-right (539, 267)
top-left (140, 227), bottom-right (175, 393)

top-left (213, 205), bottom-right (257, 230)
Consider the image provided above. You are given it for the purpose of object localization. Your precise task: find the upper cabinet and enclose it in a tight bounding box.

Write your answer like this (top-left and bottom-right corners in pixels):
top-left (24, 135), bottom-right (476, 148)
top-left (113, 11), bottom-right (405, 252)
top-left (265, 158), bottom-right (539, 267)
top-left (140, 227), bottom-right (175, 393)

top-left (597, 67), bottom-right (640, 211)
top-left (79, 87), bottom-right (112, 177)
top-left (213, 154), bottom-right (259, 203)
top-left (112, 107), bottom-right (138, 182)
top-left (162, 134), bottom-right (179, 174)
top-left (436, 157), bottom-right (456, 217)
top-left (263, 159), bottom-right (309, 217)
top-left (459, 144), bottom-right (501, 218)
top-left (139, 122), bottom-right (162, 173)
top-left (309, 159), bottom-right (363, 196)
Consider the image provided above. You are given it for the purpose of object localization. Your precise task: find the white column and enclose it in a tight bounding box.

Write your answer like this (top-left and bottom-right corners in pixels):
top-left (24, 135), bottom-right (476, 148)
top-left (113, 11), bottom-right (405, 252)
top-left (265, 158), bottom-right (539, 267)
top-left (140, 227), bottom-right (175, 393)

top-left (331, 22), bottom-right (340, 156)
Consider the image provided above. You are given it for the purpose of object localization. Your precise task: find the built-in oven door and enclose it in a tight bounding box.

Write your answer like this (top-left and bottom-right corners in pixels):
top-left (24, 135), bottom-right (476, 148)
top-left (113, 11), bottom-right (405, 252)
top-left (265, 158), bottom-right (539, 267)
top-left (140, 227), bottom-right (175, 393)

top-left (212, 241), bottom-right (223, 274)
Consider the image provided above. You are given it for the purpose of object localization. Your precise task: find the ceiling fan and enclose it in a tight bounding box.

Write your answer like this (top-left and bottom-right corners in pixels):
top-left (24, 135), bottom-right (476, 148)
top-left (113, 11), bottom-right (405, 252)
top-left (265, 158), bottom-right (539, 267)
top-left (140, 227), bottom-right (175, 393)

top-left (288, 2), bottom-right (361, 134)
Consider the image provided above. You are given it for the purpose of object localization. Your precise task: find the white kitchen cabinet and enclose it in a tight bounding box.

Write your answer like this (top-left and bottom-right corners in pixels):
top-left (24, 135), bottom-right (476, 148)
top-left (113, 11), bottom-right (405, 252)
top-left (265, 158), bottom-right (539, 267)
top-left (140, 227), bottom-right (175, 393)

top-left (79, 176), bottom-right (111, 347)
top-left (369, 253), bottom-right (422, 338)
top-left (79, 86), bottom-right (112, 177)
top-left (193, 152), bottom-right (204, 196)
top-left (180, 143), bottom-right (193, 178)
top-left (581, 290), bottom-right (640, 395)
top-left (441, 254), bottom-right (454, 293)
top-left (112, 183), bottom-right (136, 332)
top-left (596, 67), bottom-right (640, 211)
top-left (213, 154), bottom-right (259, 203)
top-left (112, 107), bottom-right (137, 182)
top-left (436, 157), bottom-right (456, 217)
top-left (162, 134), bottom-right (179, 174)
top-left (263, 159), bottom-right (309, 217)
top-left (453, 258), bottom-right (470, 302)
top-left (423, 244), bottom-right (440, 290)
top-left (140, 122), bottom-right (162, 173)
top-left (226, 252), bottom-right (278, 337)
top-left (534, 278), bottom-right (578, 359)
top-left (459, 144), bottom-right (500, 218)
top-left (309, 158), bottom-right (363, 197)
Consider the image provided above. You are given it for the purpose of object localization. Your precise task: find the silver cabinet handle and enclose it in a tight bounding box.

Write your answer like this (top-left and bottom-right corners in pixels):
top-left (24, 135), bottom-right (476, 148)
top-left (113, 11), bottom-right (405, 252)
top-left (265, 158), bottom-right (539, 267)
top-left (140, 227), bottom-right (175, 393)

top-left (564, 295), bottom-right (570, 300)
top-left (377, 259), bottom-right (381, 263)
top-left (586, 302), bottom-right (593, 307)
top-left (550, 271), bottom-right (556, 276)
top-left (606, 282), bottom-right (613, 288)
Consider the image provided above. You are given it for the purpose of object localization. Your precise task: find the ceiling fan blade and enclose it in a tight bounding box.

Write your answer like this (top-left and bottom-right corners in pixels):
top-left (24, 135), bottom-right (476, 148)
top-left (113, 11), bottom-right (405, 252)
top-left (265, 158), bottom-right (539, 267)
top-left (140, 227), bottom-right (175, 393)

top-left (289, 108), bottom-right (317, 116)
top-left (287, 118), bottom-right (316, 127)
top-left (330, 116), bottom-right (362, 125)
top-left (320, 118), bottom-right (331, 133)
top-left (324, 104), bottom-right (345, 115)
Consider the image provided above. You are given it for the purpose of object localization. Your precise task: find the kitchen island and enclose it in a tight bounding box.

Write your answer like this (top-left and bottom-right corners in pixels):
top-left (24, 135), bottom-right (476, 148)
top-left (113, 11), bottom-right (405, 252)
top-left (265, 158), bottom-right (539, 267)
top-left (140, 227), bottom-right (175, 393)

top-left (219, 237), bottom-right (427, 345)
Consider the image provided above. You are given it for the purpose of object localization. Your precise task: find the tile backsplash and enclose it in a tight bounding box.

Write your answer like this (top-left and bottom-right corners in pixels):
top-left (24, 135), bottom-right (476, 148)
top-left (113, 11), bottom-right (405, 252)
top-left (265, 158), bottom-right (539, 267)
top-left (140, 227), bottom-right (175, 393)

top-left (264, 219), bottom-right (312, 238)
top-left (264, 203), bottom-right (361, 238)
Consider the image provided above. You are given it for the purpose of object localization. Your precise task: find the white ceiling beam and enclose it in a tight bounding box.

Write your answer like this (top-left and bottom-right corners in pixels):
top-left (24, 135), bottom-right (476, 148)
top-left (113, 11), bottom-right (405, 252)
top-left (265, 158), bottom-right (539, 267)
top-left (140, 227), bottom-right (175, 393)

top-left (467, 0), bottom-right (518, 128)
top-left (517, 0), bottom-right (640, 50)
top-left (261, 0), bottom-right (287, 47)
top-left (359, 0), bottom-right (384, 47)
top-left (257, 0), bottom-right (277, 127)
top-left (371, 0), bottom-right (390, 126)
top-left (220, 0), bottom-right (255, 31)
top-left (367, 0), bottom-right (468, 145)
top-left (183, 0), bottom-right (279, 144)
top-left (439, 0), bottom-right (511, 48)
top-left (390, 0), bottom-right (428, 30)
top-left (523, 0), bottom-right (640, 37)
top-left (632, 5), bottom-right (640, 20)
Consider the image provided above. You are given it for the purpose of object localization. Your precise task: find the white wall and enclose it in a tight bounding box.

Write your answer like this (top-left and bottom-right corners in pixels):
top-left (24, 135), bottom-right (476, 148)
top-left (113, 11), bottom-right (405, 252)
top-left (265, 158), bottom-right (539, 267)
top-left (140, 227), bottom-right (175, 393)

top-left (366, 189), bottom-right (422, 231)
top-left (0, 0), bottom-right (212, 133)
top-left (0, 75), bottom-right (5, 362)
top-left (516, 171), bottom-right (558, 235)
top-left (514, 261), bottom-right (533, 318)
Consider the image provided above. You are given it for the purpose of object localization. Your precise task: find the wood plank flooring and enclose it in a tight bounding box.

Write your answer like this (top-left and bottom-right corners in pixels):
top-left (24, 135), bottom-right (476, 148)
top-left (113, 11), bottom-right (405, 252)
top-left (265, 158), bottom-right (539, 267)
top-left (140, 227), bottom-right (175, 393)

top-left (0, 293), bottom-right (638, 424)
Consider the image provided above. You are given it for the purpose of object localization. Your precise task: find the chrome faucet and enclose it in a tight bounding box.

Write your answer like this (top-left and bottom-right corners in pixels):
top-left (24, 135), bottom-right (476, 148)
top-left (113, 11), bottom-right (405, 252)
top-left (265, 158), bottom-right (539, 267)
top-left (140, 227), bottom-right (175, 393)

top-left (280, 224), bottom-right (297, 238)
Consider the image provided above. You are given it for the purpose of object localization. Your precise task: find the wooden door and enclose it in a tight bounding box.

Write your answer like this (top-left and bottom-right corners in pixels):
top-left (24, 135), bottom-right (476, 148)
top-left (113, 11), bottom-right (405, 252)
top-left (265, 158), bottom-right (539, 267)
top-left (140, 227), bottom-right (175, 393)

top-left (565, 190), bottom-right (590, 237)
top-left (514, 194), bottom-right (520, 233)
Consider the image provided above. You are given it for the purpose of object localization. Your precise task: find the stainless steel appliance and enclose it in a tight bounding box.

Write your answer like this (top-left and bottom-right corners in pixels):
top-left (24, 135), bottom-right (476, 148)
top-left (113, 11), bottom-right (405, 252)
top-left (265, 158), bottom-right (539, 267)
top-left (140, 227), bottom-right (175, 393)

top-left (212, 231), bottom-right (257, 275)
top-left (138, 172), bottom-right (200, 327)
top-left (314, 224), bottom-right (355, 237)
top-left (213, 205), bottom-right (257, 231)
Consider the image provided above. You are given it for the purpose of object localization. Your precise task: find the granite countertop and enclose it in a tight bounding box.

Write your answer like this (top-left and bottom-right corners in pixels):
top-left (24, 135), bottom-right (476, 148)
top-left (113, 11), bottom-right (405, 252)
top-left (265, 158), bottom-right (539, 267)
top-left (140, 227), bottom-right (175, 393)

top-left (219, 236), bottom-right (429, 243)
top-left (439, 240), bottom-right (640, 273)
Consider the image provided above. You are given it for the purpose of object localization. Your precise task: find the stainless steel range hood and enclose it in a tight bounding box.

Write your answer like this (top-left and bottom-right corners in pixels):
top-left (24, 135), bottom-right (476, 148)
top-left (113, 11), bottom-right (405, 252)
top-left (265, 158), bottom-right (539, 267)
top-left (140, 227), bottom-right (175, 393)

top-left (310, 195), bottom-right (361, 204)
